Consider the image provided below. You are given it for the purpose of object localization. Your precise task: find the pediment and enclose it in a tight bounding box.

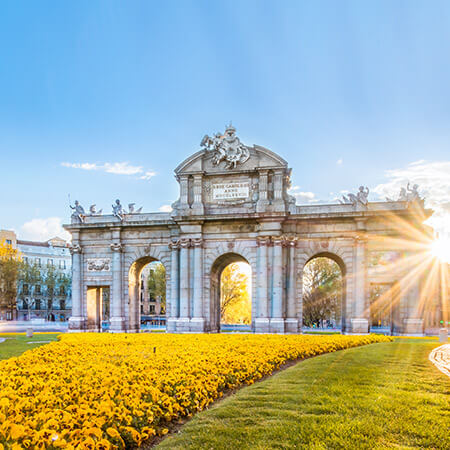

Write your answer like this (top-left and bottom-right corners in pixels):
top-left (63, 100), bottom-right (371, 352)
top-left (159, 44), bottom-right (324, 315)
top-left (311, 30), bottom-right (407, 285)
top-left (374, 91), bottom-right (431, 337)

top-left (175, 145), bottom-right (288, 177)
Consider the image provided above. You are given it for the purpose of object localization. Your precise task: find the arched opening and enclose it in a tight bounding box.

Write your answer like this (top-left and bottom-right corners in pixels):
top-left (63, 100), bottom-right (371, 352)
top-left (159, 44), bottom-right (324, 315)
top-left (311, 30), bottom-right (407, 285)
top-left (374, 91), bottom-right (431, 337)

top-left (302, 253), bottom-right (346, 332)
top-left (210, 253), bottom-right (252, 332)
top-left (128, 257), bottom-right (167, 332)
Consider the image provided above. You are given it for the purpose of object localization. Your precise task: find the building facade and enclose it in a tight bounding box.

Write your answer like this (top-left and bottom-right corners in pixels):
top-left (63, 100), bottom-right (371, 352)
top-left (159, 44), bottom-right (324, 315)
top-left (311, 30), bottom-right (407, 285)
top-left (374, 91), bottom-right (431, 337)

top-left (16, 236), bottom-right (72, 321)
top-left (65, 125), bottom-right (433, 335)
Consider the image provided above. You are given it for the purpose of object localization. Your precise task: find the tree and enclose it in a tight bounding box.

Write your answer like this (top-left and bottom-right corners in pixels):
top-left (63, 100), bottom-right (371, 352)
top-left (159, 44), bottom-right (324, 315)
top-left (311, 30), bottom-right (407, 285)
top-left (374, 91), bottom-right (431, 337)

top-left (302, 257), bottom-right (342, 328)
top-left (43, 264), bottom-right (59, 320)
top-left (18, 261), bottom-right (42, 319)
top-left (147, 263), bottom-right (166, 311)
top-left (220, 263), bottom-right (251, 324)
top-left (0, 240), bottom-right (21, 320)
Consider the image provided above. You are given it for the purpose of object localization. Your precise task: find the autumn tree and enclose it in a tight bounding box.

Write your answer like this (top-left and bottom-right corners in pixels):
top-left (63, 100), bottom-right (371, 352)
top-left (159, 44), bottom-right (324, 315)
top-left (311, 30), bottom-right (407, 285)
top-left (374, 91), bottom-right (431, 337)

top-left (302, 257), bottom-right (342, 328)
top-left (147, 263), bottom-right (166, 311)
top-left (220, 262), bottom-right (251, 324)
top-left (0, 240), bottom-right (21, 319)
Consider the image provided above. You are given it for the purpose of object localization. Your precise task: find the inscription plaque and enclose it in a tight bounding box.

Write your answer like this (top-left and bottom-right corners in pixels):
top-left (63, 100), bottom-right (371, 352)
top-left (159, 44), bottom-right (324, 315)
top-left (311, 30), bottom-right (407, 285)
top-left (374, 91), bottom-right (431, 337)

top-left (212, 181), bottom-right (250, 200)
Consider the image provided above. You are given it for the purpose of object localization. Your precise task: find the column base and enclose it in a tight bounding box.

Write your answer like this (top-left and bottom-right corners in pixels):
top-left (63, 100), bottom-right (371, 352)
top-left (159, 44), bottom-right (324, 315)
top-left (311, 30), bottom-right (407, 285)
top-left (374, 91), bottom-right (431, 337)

top-left (190, 317), bottom-right (206, 332)
top-left (166, 318), bottom-right (177, 333)
top-left (401, 318), bottom-right (424, 336)
top-left (109, 317), bottom-right (126, 333)
top-left (270, 318), bottom-right (286, 333)
top-left (68, 317), bottom-right (86, 332)
top-left (285, 318), bottom-right (300, 334)
top-left (176, 317), bottom-right (191, 333)
top-left (254, 318), bottom-right (270, 333)
top-left (348, 318), bottom-right (369, 334)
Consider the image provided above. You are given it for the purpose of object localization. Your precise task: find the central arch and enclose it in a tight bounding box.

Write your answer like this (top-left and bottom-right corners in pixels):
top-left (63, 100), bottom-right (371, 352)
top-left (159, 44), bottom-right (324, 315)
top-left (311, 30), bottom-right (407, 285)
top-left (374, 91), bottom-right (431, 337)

top-left (128, 256), bottom-right (168, 332)
top-left (209, 252), bottom-right (252, 332)
top-left (301, 251), bottom-right (347, 332)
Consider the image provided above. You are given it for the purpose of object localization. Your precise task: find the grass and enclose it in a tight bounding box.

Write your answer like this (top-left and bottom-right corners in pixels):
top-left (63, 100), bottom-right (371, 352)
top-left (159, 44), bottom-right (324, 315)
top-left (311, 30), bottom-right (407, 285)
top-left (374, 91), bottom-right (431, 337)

top-left (0, 333), bottom-right (60, 360)
top-left (157, 338), bottom-right (449, 450)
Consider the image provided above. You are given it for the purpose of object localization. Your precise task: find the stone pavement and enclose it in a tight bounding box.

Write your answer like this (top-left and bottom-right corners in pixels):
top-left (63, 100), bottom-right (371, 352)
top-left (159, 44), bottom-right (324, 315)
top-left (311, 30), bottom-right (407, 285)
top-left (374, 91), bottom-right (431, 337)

top-left (429, 344), bottom-right (450, 378)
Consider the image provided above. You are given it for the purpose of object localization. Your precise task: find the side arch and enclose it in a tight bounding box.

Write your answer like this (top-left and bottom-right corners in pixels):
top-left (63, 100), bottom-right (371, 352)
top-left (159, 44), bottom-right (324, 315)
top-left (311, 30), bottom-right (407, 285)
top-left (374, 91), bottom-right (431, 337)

top-left (296, 240), bottom-right (354, 332)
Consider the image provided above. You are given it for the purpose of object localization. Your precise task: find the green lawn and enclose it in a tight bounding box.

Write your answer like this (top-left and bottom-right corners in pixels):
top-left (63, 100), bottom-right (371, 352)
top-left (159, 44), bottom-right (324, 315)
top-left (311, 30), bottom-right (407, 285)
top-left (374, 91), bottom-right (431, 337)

top-left (157, 338), bottom-right (449, 450)
top-left (0, 333), bottom-right (59, 360)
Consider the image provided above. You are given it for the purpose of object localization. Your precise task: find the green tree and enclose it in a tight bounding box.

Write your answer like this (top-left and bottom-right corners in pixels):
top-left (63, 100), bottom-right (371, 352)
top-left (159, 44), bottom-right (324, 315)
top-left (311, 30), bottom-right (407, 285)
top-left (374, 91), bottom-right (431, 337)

top-left (147, 263), bottom-right (166, 310)
top-left (220, 263), bottom-right (251, 325)
top-left (0, 240), bottom-right (21, 320)
top-left (302, 257), bottom-right (342, 328)
top-left (18, 261), bottom-right (42, 319)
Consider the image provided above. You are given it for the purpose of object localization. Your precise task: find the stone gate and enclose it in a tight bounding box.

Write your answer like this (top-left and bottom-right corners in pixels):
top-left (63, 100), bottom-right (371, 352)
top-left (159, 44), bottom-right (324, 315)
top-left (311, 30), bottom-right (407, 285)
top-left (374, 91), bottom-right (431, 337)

top-left (65, 125), bottom-right (431, 334)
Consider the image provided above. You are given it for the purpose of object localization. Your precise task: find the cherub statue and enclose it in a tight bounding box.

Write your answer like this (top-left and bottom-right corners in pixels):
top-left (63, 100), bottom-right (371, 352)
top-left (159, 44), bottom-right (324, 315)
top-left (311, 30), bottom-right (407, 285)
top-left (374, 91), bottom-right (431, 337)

top-left (112, 199), bottom-right (125, 221)
top-left (398, 187), bottom-right (408, 201)
top-left (70, 200), bottom-right (85, 223)
top-left (341, 186), bottom-right (369, 206)
top-left (406, 183), bottom-right (420, 202)
top-left (356, 186), bottom-right (369, 205)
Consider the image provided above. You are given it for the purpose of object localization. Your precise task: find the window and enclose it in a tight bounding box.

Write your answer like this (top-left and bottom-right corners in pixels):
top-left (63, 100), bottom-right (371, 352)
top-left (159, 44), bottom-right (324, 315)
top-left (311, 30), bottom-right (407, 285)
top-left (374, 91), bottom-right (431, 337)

top-left (6, 239), bottom-right (12, 245)
top-left (23, 284), bottom-right (29, 295)
top-left (22, 300), bottom-right (27, 310)
top-left (60, 299), bottom-right (65, 310)
top-left (149, 304), bottom-right (156, 314)
top-left (36, 258), bottom-right (41, 267)
top-left (35, 299), bottom-right (41, 310)
top-left (59, 286), bottom-right (65, 296)
top-left (47, 259), bottom-right (53, 267)
top-left (47, 299), bottom-right (52, 310)
top-left (59, 260), bottom-right (66, 269)
top-left (35, 285), bottom-right (41, 294)
top-left (23, 257), bottom-right (28, 264)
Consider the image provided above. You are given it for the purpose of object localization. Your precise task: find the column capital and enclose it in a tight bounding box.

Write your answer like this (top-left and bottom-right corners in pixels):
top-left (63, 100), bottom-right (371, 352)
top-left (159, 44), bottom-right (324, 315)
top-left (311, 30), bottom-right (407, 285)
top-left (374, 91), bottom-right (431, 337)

top-left (70, 243), bottom-right (82, 254)
top-left (192, 238), bottom-right (203, 248)
top-left (257, 236), bottom-right (271, 247)
top-left (169, 239), bottom-right (180, 250)
top-left (272, 236), bottom-right (284, 246)
top-left (180, 238), bottom-right (191, 248)
top-left (110, 242), bottom-right (123, 252)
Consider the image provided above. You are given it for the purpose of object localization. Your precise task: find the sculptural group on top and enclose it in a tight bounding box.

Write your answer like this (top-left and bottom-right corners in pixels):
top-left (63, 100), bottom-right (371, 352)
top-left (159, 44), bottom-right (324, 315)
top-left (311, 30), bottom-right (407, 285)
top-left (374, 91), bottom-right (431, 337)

top-left (201, 124), bottom-right (250, 169)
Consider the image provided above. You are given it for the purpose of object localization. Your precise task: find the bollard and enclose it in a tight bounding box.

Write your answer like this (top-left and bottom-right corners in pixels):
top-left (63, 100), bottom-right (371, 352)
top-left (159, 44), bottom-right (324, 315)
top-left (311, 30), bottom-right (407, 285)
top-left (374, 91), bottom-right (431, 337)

top-left (439, 328), bottom-right (448, 343)
top-left (26, 328), bottom-right (33, 338)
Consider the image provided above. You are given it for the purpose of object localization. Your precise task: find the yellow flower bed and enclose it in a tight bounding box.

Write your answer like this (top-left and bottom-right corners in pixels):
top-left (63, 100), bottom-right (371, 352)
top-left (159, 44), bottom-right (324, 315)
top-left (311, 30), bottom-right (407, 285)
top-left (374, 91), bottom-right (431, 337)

top-left (0, 333), bottom-right (391, 449)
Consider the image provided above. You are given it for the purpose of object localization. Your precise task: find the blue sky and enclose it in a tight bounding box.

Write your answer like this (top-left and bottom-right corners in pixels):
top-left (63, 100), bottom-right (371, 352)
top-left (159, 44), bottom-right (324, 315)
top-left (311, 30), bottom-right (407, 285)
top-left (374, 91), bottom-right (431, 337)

top-left (1, 0), bottom-right (449, 240)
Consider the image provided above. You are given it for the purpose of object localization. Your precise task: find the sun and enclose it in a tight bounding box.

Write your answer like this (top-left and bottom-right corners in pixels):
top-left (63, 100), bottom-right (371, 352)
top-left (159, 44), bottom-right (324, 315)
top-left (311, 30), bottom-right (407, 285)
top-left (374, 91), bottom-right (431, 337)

top-left (430, 237), bottom-right (450, 264)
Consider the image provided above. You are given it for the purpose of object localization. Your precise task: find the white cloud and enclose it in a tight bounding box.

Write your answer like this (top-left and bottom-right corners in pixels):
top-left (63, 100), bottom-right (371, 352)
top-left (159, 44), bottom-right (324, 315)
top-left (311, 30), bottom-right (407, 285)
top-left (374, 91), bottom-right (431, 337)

top-left (140, 171), bottom-right (157, 180)
top-left (159, 204), bottom-right (173, 212)
top-left (337, 158), bottom-right (343, 165)
top-left (61, 161), bottom-right (155, 180)
top-left (373, 160), bottom-right (450, 234)
top-left (20, 217), bottom-right (71, 242)
top-left (289, 186), bottom-right (318, 203)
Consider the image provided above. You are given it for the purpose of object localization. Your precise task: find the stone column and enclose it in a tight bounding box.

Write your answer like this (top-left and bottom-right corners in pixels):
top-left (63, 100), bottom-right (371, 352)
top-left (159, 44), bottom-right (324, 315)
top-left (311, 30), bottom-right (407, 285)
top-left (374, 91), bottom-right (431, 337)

top-left (191, 175), bottom-right (204, 215)
top-left (400, 272), bottom-right (424, 335)
top-left (179, 175), bottom-right (189, 212)
top-left (350, 233), bottom-right (369, 333)
top-left (191, 238), bottom-right (205, 331)
top-left (68, 243), bottom-right (85, 331)
top-left (167, 240), bottom-right (180, 333)
top-left (285, 238), bottom-right (299, 333)
top-left (178, 238), bottom-right (191, 331)
top-left (272, 169), bottom-right (285, 212)
top-left (270, 236), bottom-right (285, 333)
top-left (255, 237), bottom-right (270, 333)
top-left (110, 242), bottom-right (125, 332)
top-left (256, 170), bottom-right (269, 212)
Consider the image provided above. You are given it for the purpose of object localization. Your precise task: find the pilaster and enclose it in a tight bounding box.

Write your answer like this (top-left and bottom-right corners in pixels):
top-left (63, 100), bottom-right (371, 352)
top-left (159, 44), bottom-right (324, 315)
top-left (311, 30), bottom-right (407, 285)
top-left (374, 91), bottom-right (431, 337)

top-left (68, 242), bottom-right (86, 332)
top-left (110, 238), bottom-right (125, 333)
